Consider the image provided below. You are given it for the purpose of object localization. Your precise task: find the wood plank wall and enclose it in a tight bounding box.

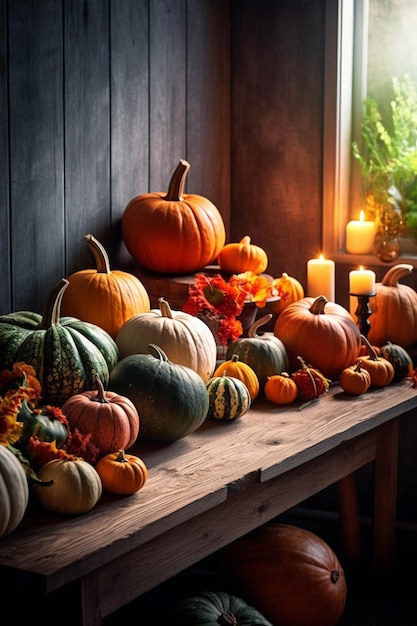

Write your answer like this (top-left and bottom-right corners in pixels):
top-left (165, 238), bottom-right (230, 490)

top-left (0, 0), bottom-right (325, 315)
top-left (0, 0), bottom-right (232, 314)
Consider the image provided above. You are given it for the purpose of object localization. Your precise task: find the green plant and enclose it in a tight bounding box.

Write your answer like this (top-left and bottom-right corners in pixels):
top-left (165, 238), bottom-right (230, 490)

top-left (352, 75), bottom-right (417, 231)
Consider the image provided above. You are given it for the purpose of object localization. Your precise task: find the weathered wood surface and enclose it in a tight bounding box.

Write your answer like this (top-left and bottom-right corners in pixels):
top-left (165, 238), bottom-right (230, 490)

top-left (0, 379), bottom-right (415, 599)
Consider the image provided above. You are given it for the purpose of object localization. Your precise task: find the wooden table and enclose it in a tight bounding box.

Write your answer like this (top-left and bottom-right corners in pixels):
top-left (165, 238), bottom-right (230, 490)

top-left (1, 379), bottom-right (416, 625)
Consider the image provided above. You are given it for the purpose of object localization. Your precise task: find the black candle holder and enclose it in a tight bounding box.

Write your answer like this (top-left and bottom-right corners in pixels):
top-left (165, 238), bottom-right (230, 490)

top-left (350, 292), bottom-right (375, 338)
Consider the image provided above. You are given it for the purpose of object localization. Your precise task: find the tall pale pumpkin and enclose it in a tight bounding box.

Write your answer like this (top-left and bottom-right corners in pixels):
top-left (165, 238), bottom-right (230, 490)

top-left (116, 297), bottom-right (217, 381)
top-left (121, 160), bottom-right (226, 274)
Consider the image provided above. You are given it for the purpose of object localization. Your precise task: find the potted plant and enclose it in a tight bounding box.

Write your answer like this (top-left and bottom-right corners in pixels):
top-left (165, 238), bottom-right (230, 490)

top-left (352, 74), bottom-right (417, 258)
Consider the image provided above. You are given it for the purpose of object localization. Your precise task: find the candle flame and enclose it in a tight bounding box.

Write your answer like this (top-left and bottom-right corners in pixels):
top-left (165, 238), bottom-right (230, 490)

top-left (319, 254), bottom-right (324, 261)
top-left (359, 265), bottom-right (364, 271)
top-left (359, 210), bottom-right (365, 222)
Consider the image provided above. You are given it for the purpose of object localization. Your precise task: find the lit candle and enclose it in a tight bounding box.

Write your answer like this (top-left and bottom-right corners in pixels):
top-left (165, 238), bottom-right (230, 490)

top-left (349, 266), bottom-right (376, 295)
top-left (345, 210), bottom-right (376, 254)
top-left (307, 255), bottom-right (335, 301)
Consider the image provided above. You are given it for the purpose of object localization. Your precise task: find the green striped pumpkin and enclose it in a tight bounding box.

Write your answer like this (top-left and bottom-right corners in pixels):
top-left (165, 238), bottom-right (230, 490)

top-left (206, 373), bottom-right (251, 420)
top-left (0, 279), bottom-right (119, 406)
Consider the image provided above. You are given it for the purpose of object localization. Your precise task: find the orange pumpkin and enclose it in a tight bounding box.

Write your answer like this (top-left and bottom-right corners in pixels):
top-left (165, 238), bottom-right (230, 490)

top-left (213, 354), bottom-right (260, 400)
top-left (121, 160), bottom-right (226, 274)
top-left (269, 272), bottom-right (304, 315)
top-left (274, 296), bottom-right (362, 380)
top-left (96, 449), bottom-right (148, 496)
top-left (61, 375), bottom-right (140, 457)
top-left (354, 335), bottom-right (395, 388)
top-left (339, 360), bottom-right (371, 396)
top-left (218, 523), bottom-right (347, 626)
top-left (217, 236), bottom-right (268, 274)
top-left (264, 373), bottom-right (298, 405)
top-left (61, 234), bottom-right (150, 338)
top-left (368, 263), bottom-right (417, 348)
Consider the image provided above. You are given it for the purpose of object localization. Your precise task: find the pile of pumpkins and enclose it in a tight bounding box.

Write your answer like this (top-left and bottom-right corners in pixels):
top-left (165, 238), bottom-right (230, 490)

top-left (1, 159), bottom-right (415, 626)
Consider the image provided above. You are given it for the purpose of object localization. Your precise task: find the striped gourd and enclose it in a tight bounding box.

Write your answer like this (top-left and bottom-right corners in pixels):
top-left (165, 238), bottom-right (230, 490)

top-left (206, 373), bottom-right (251, 420)
top-left (0, 279), bottom-right (119, 406)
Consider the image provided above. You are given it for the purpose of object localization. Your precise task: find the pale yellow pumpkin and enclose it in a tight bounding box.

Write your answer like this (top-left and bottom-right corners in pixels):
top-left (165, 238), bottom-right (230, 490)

top-left (36, 458), bottom-right (102, 514)
top-left (0, 446), bottom-right (29, 537)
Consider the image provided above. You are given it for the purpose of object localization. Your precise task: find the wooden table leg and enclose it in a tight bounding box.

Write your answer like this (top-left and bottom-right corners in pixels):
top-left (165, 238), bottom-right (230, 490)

top-left (373, 418), bottom-right (399, 575)
top-left (81, 571), bottom-right (102, 626)
top-left (337, 473), bottom-right (361, 563)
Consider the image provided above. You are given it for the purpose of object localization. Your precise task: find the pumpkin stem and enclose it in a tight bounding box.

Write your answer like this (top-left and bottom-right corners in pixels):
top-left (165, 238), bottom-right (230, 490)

top-left (360, 334), bottom-right (379, 361)
top-left (239, 235), bottom-right (251, 247)
top-left (248, 313), bottom-right (272, 338)
top-left (84, 234), bottom-right (111, 274)
top-left (159, 297), bottom-right (174, 318)
top-left (217, 611), bottom-right (238, 626)
top-left (35, 278), bottom-right (69, 329)
top-left (381, 263), bottom-right (413, 287)
top-left (308, 295), bottom-right (328, 315)
top-left (116, 449), bottom-right (128, 463)
top-left (330, 568), bottom-right (341, 584)
top-left (94, 374), bottom-right (110, 404)
top-left (148, 343), bottom-right (169, 362)
top-left (164, 159), bottom-right (190, 201)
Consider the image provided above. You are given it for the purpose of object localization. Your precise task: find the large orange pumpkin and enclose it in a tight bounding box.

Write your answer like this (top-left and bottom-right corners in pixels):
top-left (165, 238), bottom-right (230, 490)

top-left (218, 523), bottom-right (347, 626)
top-left (121, 160), bottom-right (226, 274)
top-left (61, 234), bottom-right (150, 338)
top-left (274, 296), bottom-right (361, 380)
top-left (367, 263), bottom-right (417, 348)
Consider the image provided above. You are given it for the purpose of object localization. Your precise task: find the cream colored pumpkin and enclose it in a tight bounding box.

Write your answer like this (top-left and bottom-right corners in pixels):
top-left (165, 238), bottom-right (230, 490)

top-left (36, 458), bottom-right (102, 515)
top-left (116, 297), bottom-right (217, 381)
top-left (0, 445), bottom-right (29, 537)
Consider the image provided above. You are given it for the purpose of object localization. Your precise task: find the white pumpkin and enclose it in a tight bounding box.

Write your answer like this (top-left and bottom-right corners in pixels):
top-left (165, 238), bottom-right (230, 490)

top-left (0, 445), bottom-right (29, 537)
top-left (116, 297), bottom-right (217, 381)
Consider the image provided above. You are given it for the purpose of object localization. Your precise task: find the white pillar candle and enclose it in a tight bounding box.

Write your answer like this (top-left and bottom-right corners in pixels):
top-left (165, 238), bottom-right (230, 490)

top-left (349, 266), bottom-right (376, 295)
top-left (307, 255), bottom-right (335, 301)
top-left (346, 210), bottom-right (376, 254)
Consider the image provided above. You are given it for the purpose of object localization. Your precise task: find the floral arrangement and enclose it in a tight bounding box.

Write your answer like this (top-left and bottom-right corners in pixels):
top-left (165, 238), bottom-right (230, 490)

top-left (182, 271), bottom-right (284, 345)
top-left (0, 362), bottom-right (98, 481)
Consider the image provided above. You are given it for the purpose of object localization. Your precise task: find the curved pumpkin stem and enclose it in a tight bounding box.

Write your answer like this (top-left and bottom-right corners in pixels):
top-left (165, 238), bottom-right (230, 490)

top-left (148, 343), bottom-right (169, 362)
top-left (164, 159), bottom-right (190, 201)
top-left (84, 234), bottom-right (111, 274)
top-left (308, 295), bottom-right (328, 315)
top-left (360, 334), bottom-right (379, 361)
top-left (158, 297), bottom-right (174, 318)
top-left (93, 374), bottom-right (110, 404)
top-left (381, 263), bottom-right (413, 287)
top-left (248, 313), bottom-right (272, 338)
top-left (35, 278), bottom-right (69, 329)
top-left (217, 611), bottom-right (238, 626)
top-left (115, 449), bottom-right (128, 463)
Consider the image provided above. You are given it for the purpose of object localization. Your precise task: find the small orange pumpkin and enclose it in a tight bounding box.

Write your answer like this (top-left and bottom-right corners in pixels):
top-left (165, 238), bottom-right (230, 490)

top-left (213, 354), bottom-right (260, 400)
top-left (354, 335), bottom-right (395, 388)
top-left (264, 373), bottom-right (298, 405)
top-left (61, 234), bottom-right (150, 338)
top-left (269, 272), bottom-right (304, 315)
top-left (121, 160), bottom-right (226, 274)
top-left (217, 236), bottom-right (268, 274)
top-left (96, 449), bottom-right (148, 496)
top-left (339, 360), bottom-right (371, 396)
top-left (61, 375), bottom-right (140, 457)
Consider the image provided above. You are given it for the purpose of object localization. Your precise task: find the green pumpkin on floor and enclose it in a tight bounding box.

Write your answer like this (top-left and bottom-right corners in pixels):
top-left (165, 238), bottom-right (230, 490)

top-left (171, 591), bottom-right (273, 626)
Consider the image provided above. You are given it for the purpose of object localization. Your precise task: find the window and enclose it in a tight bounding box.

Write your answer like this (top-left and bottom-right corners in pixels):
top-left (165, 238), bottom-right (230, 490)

top-left (323, 0), bottom-right (417, 263)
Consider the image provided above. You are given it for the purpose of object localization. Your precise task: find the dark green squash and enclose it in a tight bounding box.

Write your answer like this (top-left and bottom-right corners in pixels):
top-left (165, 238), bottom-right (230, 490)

top-left (17, 400), bottom-right (68, 450)
top-left (0, 279), bottom-right (119, 406)
top-left (172, 591), bottom-right (273, 626)
top-left (108, 344), bottom-right (209, 442)
top-left (379, 341), bottom-right (413, 381)
top-left (226, 314), bottom-right (289, 388)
